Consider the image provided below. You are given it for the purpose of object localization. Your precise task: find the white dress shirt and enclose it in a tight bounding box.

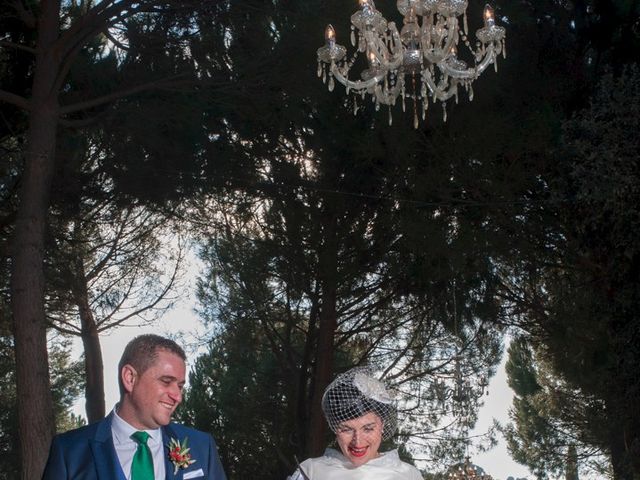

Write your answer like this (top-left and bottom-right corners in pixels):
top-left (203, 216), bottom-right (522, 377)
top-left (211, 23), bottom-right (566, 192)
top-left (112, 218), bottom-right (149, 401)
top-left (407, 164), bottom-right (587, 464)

top-left (111, 407), bottom-right (167, 480)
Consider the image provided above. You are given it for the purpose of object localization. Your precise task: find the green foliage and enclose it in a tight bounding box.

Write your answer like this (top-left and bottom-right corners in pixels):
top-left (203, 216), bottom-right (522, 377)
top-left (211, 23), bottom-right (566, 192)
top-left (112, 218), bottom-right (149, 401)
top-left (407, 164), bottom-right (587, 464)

top-left (503, 339), bottom-right (600, 479)
top-left (2, 0), bottom-right (227, 426)
top-left (552, 65), bottom-right (640, 479)
top-left (48, 340), bottom-right (85, 432)
top-left (504, 66), bottom-right (640, 480)
top-left (0, 327), bottom-right (83, 479)
top-left (4, 0), bottom-right (639, 477)
top-left (2, 245), bottom-right (82, 473)
top-left (178, 1), bottom-right (601, 477)
top-left (182, 0), bottom-right (514, 469)
top-left (190, 146), bottom-right (507, 469)
top-left (0, 308), bottom-right (19, 480)
top-left (177, 312), bottom-right (303, 478)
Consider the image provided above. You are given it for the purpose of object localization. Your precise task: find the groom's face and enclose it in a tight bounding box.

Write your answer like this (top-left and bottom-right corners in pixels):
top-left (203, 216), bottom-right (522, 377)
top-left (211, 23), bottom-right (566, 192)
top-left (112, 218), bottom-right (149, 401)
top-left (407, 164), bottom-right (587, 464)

top-left (123, 349), bottom-right (186, 430)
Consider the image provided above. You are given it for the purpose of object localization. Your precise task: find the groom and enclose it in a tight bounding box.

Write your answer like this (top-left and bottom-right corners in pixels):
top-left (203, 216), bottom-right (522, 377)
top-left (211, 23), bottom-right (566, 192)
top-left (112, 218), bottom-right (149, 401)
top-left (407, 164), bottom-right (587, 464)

top-left (43, 334), bottom-right (227, 480)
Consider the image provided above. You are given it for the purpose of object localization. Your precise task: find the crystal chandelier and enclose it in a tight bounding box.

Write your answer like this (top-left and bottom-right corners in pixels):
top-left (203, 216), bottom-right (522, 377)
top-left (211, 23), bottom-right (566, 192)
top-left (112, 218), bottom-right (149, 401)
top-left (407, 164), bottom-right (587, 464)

top-left (433, 354), bottom-right (489, 418)
top-left (316, 0), bottom-right (506, 127)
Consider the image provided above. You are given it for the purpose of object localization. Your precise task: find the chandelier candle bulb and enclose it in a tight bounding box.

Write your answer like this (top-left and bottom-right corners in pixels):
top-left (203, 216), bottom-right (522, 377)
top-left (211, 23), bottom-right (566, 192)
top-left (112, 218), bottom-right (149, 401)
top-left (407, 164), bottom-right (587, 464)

top-left (316, 0), bottom-right (506, 126)
top-left (483, 4), bottom-right (495, 27)
top-left (325, 24), bottom-right (336, 46)
top-left (360, 0), bottom-right (373, 12)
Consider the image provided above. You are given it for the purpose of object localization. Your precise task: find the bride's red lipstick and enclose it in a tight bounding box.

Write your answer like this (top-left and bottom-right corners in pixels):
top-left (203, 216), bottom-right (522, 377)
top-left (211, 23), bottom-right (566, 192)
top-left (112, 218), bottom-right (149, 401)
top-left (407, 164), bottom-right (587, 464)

top-left (348, 446), bottom-right (368, 457)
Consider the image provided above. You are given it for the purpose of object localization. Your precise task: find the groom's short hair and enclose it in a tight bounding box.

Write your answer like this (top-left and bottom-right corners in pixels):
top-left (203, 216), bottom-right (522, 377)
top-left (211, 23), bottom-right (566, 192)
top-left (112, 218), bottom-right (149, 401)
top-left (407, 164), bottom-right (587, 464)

top-left (118, 334), bottom-right (186, 396)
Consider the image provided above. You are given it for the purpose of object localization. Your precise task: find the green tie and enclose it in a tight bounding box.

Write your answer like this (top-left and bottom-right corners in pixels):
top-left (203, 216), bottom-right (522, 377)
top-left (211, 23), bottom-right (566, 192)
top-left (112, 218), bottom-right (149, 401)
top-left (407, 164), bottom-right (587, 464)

top-left (131, 431), bottom-right (154, 480)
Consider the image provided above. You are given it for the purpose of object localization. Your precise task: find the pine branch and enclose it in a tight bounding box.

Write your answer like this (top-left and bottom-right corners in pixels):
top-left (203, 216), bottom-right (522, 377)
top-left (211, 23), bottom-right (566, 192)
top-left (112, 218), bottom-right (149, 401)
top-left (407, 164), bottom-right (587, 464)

top-left (0, 89), bottom-right (30, 110)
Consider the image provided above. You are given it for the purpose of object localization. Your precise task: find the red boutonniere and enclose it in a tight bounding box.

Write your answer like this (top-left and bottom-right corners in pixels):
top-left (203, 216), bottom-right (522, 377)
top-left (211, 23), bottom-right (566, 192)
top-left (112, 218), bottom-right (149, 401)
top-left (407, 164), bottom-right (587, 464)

top-left (167, 437), bottom-right (196, 474)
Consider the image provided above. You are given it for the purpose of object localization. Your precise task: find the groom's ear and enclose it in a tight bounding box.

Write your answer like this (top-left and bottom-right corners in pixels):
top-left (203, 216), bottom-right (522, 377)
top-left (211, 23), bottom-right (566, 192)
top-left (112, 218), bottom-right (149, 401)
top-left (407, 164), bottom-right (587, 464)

top-left (121, 364), bottom-right (138, 394)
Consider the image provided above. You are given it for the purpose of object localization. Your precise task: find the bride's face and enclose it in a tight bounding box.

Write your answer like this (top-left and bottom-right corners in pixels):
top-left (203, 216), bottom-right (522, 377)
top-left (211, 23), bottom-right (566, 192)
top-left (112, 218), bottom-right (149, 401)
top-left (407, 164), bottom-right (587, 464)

top-left (335, 411), bottom-right (383, 467)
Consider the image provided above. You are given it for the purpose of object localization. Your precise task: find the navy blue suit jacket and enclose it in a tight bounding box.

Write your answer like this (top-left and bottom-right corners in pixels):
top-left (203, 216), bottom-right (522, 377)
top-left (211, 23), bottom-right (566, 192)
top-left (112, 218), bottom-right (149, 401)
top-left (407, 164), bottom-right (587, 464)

top-left (42, 413), bottom-right (226, 480)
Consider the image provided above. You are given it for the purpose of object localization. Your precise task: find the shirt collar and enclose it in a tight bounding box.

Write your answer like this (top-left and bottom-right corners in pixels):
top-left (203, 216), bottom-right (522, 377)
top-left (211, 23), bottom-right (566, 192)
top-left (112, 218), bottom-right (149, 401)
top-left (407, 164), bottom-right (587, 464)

top-left (111, 405), bottom-right (162, 446)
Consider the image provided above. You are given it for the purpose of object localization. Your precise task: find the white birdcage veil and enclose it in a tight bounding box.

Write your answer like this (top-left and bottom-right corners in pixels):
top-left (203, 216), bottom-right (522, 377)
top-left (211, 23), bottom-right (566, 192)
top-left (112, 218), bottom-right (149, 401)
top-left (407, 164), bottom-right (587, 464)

top-left (321, 366), bottom-right (398, 441)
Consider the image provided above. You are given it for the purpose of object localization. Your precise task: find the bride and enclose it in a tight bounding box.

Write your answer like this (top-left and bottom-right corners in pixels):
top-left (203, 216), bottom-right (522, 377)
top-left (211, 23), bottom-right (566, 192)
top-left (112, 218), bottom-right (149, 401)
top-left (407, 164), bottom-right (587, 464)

top-left (289, 367), bottom-right (423, 479)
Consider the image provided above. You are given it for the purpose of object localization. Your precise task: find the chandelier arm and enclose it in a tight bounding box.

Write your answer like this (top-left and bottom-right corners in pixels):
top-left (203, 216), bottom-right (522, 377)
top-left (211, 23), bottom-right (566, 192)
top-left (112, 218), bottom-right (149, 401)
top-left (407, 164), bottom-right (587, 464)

top-left (422, 71), bottom-right (459, 102)
top-left (364, 26), bottom-right (404, 71)
top-left (373, 51), bottom-right (404, 72)
top-left (329, 62), bottom-right (382, 92)
top-left (470, 44), bottom-right (499, 77)
top-left (440, 43), bottom-right (499, 80)
top-left (372, 78), bottom-right (403, 105)
top-left (421, 17), bottom-right (459, 64)
top-left (439, 62), bottom-right (477, 80)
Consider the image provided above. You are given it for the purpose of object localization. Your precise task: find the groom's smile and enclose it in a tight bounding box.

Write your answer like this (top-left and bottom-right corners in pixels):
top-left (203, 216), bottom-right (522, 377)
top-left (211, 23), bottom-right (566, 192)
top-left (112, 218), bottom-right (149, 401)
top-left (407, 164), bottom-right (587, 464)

top-left (118, 349), bottom-right (187, 430)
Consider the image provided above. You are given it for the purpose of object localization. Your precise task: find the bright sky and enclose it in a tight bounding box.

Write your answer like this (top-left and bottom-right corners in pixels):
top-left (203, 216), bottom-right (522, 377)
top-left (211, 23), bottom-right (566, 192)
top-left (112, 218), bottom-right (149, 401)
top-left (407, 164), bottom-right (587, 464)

top-left (470, 355), bottom-right (531, 480)
top-left (72, 286), bottom-right (532, 480)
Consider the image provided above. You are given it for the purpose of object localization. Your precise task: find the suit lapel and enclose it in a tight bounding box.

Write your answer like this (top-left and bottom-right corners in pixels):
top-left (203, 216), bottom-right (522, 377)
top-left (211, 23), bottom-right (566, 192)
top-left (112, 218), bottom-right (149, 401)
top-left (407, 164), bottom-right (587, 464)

top-left (90, 414), bottom-right (127, 480)
top-left (163, 425), bottom-right (182, 480)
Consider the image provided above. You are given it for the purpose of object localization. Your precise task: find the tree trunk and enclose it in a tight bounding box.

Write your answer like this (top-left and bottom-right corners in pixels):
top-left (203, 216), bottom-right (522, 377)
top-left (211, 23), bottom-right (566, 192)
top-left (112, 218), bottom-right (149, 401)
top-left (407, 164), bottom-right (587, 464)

top-left (629, 437), bottom-right (640, 480)
top-left (72, 256), bottom-right (105, 423)
top-left (610, 422), bottom-right (634, 480)
top-left (10, 1), bottom-right (61, 477)
top-left (79, 312), bottom-right (105, 423)
top-left (296, 301), bottom-right (318, 455)
top-left (11, 86), bottom-right (58, 480)
top-left (306, 210), bottom-right (338, 457)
